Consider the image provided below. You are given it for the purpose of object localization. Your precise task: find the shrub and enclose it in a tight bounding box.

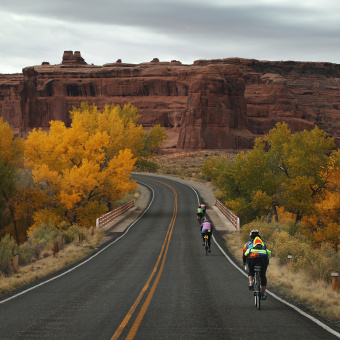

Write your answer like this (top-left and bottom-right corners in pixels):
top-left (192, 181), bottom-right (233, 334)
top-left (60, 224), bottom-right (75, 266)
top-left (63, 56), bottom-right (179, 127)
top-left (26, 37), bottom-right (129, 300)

top-left (0, 234), bottom-right (17, 275)
top-left (61, 224), bottom-right (86, 244)
top-left (135, 159), bottom-right (160, 173)
top-left (214, 189), bottom-right (227, 203)
top-left (296, 243), bottom-right (340, 282)
top-left (240, 218), bottom-right (288, 243)
top-left (271, 230), bottom-right (309, 264)
top-left (17, 242), bottom-right (36, 266)
top-left (26, 223), bottom-right (60, 259)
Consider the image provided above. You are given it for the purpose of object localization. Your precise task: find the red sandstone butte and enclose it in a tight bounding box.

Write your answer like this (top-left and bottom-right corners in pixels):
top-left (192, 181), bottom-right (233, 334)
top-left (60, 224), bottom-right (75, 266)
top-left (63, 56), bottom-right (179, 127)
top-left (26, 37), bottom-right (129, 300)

top-left (1, 51), bottom-right (340, 150)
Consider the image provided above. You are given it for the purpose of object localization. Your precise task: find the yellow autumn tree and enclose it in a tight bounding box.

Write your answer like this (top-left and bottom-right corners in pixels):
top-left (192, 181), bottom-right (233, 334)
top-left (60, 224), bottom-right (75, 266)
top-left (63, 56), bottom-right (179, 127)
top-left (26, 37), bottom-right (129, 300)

top-left (0, 118), bottom-right (28, 244)
top-left (25, 113), bottom-right (137, 229)
top-left (69, 102), bottom-right (167, 159)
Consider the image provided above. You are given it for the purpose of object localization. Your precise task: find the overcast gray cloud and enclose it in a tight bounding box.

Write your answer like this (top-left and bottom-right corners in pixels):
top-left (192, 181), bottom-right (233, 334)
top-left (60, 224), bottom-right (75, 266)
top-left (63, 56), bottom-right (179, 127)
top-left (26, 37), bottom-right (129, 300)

top-left (1, 0), bottom-right (340, 74)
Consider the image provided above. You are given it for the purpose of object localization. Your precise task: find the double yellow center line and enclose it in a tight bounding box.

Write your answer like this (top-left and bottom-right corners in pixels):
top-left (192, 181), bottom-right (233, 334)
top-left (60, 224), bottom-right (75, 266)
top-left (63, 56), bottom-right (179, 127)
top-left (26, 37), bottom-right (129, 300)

top-left (111, 180), bottom-right (178, 339)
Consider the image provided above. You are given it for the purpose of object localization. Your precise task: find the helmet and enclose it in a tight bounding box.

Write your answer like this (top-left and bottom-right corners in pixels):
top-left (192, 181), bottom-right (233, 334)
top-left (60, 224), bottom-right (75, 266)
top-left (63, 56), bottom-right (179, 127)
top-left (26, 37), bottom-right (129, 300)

top-left (250, 230), bottom-right (261, 239)
top-left (203, 218), bottom-right (208, 222)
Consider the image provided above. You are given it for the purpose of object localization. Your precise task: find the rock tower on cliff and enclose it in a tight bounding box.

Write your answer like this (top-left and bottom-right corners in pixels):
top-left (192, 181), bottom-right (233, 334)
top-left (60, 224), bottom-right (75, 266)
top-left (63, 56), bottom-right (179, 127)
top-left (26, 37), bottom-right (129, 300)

top-left (62, 51), bottom-right (87, 65)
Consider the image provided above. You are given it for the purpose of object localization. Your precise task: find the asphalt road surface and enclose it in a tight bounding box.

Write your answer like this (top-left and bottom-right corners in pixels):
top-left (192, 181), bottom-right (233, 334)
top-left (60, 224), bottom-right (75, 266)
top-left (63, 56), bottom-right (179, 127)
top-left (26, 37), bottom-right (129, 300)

top-left (0, 174), bottom-right (339, 339)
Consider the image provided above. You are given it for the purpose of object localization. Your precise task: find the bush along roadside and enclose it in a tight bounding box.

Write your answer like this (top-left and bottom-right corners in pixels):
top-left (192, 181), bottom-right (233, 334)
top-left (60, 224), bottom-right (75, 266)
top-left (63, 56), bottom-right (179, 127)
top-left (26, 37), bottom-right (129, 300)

top-left (0, 222), bottom-right (105, 295)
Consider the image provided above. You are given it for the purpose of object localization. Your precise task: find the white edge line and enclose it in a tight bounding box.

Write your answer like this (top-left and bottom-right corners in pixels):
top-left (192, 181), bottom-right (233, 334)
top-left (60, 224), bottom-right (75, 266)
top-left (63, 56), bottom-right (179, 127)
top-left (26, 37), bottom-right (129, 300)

top-left (0, 181), bottom-right (155, 305)
top-left (212, 236), bottom-right (340, 337)
top-left (143, 174), bottom-right (340, 339)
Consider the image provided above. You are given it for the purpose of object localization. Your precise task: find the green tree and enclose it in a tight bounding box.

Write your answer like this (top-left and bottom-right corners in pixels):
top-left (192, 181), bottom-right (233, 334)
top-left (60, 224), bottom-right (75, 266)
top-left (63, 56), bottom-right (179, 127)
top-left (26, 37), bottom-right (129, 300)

top-left (265, 123), bottom-right (337, 222)
top-left (202, 123), bottom-right (339, 225)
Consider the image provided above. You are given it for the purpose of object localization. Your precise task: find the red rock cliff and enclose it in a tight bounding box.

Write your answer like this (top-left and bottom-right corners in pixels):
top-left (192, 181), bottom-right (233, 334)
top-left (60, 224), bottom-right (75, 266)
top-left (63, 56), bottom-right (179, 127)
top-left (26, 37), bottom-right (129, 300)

top-left (1, 52), bottom-right (340, 149)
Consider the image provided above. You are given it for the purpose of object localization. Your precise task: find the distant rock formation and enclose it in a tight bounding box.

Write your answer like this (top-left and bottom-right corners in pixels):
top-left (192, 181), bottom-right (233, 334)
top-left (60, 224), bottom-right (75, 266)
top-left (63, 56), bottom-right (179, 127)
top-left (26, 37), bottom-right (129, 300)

top-left (1, 51), bottom-right (340, 149)
top-left (62, 51), bottom-right (87, 65)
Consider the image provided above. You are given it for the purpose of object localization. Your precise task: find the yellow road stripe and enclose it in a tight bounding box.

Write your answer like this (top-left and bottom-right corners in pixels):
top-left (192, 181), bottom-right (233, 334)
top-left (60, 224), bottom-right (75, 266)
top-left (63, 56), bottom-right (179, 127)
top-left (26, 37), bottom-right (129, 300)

top-left (111, 180), bottom-right (177, 340)
top-left (126, 189), bottom-right (177, 339)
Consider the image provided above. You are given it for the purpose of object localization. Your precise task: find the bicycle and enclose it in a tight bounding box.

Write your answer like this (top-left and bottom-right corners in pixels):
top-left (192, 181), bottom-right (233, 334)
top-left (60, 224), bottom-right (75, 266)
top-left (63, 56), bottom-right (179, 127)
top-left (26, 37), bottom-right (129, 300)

top-left (197, 213), bottom-right (204, 224)
top-left (203, 235), bottom-right (210, 255)
top-left (253, 265), bottom-right (262, 310)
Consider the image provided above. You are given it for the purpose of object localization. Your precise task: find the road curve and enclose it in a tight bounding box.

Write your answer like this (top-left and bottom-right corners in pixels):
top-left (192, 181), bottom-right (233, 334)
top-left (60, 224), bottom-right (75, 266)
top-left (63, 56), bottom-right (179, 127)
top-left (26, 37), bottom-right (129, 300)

top-left (0, 174), bottom-right (339, 339)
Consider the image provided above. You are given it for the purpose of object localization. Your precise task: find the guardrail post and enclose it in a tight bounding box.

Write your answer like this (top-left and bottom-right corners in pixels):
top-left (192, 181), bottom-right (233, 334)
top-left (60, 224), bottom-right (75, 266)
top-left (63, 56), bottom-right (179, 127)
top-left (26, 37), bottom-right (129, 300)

top-left (54, 241), bottom-right (59, 257)
top-left (12, 254), bottom-right (19, 272)
top-left (79, 233), bottom-right (83, 244)
top-left (287, 255), bottom-right (293, 269)
top-left (331, 271), bottom-right (339, 291)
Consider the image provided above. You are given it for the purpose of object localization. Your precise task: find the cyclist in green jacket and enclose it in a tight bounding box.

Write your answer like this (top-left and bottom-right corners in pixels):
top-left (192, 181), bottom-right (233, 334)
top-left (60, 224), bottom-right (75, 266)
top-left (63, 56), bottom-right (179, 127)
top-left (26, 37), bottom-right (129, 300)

top-left (244, 236), bottom-right (271, 300)
top-left (197, 206), bottom-right (204, 223)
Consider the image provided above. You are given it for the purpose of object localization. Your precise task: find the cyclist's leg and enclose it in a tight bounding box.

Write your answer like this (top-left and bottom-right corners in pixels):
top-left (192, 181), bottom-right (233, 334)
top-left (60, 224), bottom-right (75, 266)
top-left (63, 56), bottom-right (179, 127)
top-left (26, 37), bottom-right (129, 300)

top-left (260, 258), bottom-right (268, 293)
top-left (201, 230), bottom-right (205, 245)
top-left (247, 258), bottom-right (255, 289)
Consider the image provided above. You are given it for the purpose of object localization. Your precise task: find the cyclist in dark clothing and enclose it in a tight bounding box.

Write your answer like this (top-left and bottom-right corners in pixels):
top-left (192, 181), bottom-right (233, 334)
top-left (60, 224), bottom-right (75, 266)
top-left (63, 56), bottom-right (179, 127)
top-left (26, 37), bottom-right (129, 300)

top-left (243, 230), bottom-right (271, 300)
top-left (200, 202), bottom-right (206, 214)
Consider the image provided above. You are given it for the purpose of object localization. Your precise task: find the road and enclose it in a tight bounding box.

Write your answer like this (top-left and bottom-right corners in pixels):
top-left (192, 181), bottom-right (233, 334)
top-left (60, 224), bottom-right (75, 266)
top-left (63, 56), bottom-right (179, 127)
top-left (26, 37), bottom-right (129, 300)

top-left (0, 174), bottom-right (339, 339)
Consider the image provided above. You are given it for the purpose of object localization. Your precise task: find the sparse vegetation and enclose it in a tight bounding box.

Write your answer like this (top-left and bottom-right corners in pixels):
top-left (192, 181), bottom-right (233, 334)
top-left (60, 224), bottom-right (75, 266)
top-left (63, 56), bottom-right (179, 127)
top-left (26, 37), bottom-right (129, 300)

top-left (0, 225), bottom-right (105, 295)
top-left (153, 150), bottom-right (237, 180)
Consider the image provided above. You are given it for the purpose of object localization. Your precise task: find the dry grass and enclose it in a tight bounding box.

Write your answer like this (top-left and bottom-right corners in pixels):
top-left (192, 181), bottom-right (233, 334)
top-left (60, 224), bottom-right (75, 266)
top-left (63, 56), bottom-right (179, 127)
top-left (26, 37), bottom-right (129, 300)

top-left (225, 232), bottom-right (340, 322)
top-left (0, 228), bottom-right (105, 295)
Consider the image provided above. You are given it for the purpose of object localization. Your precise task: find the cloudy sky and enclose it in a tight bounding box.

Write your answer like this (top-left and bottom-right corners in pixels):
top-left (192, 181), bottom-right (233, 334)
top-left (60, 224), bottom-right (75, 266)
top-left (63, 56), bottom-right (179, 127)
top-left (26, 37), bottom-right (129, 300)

top-left (1, 0), bottom-right (340, 74)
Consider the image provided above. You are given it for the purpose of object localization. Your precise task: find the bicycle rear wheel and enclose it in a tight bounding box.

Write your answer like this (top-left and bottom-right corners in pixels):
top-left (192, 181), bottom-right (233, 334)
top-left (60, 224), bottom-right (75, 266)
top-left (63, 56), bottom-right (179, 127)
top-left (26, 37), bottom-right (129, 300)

top-left (254, 273), bottom-right (261, 310)
top-left (205, 240), bottom-right (208, 255)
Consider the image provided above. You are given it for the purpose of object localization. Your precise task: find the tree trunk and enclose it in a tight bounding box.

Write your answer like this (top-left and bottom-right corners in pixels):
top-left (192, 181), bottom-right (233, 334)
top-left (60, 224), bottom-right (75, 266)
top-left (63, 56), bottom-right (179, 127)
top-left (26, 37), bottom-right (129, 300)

top-left (273, 205), bottom-right (279, 222)
top-left (9, 204), bottom-right (19, 245)
top-left (295, 212), bottom-right (302, 224)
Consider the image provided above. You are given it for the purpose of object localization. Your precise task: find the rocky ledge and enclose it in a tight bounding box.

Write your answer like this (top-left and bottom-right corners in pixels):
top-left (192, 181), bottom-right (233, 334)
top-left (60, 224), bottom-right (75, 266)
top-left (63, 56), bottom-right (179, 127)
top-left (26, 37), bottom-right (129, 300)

top-left (1, 51), bottom-right (340, 149)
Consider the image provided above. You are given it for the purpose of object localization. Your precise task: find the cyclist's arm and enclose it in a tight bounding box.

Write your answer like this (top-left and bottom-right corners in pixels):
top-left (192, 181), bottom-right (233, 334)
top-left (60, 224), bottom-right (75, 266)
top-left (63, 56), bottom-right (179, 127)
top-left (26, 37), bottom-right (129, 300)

top-left (242, 243), bottom-right (248, 264)
top-left (244, 248), bottom-right (251, 257)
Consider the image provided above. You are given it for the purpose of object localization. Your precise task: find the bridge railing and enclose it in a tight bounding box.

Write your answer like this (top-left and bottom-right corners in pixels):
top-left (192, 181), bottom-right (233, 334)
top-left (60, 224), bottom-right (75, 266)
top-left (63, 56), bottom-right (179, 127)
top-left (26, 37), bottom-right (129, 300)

top-left (96, 200), bottom-right (135, 229)
top-left (215, 199), bottom-right (240, 230)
